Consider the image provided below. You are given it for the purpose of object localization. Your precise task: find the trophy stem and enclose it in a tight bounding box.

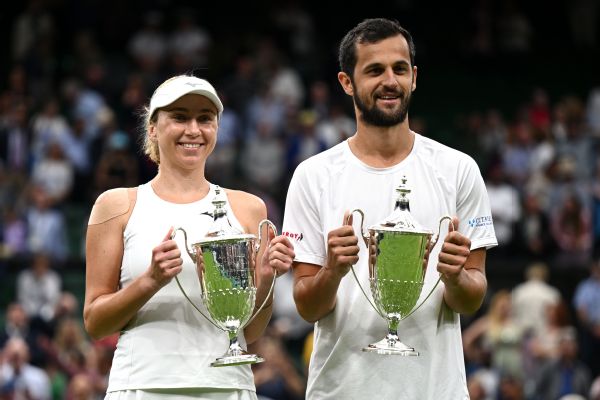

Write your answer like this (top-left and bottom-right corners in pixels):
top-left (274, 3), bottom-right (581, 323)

top-left (362, 316), bottom-right (419, 356)
top-left (210, 330), bottom-right (265, 367)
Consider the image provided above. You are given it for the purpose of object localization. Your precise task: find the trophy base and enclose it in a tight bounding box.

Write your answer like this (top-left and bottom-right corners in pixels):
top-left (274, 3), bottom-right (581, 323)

top-left (211, 353), bottom-right (265, 367)
top-left (362, 338), bottom-right (419, 356)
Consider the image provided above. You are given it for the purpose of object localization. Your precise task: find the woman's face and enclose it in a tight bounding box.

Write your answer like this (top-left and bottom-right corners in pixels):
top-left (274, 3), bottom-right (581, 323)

top-left (149, 94), bottom-right (218, 170)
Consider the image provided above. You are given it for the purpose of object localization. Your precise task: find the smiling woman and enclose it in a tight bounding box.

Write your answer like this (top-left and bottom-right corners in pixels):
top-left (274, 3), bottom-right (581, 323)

top-left (83, 74), bottom-right (295, 400)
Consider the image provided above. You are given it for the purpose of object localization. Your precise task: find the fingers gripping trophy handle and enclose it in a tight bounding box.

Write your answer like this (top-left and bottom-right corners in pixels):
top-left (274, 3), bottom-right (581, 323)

top-left (244, 219), bottom-right (278, 327)
top-left (403, 215), bottom-right (455, 319)
top-left (171, 227), bottom-right (221, 329)
top-left (346, 209), bottom-right (387, 319)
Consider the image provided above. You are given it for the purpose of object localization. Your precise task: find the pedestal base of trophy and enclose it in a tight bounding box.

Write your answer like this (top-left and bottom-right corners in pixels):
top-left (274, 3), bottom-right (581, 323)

top-left (211, 352), bottom-right (265, 367)
top-left (362, 338), bottom-right (419, 356)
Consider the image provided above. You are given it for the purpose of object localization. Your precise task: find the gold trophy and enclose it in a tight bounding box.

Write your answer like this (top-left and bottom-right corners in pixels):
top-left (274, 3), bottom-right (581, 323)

top-left (349, 177), bottom-right (453, 356)
top-left (172, 186), bottom-right (275, 367)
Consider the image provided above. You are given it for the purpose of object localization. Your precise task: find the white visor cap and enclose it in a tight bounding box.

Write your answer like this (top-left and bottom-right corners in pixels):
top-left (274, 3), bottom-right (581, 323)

top-left (149, 75), bottom-right (224, 119)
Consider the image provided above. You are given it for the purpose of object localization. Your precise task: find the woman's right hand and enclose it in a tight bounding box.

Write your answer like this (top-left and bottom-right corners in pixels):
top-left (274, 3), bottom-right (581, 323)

top-left (146, 227), bottom-right (183, 289)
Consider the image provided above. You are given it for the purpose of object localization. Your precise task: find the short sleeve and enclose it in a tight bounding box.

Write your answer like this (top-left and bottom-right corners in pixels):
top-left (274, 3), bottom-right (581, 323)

top-left (282, 162), bottom-right (327, 267)
top-left (456, 156), bottom-right (498, 250)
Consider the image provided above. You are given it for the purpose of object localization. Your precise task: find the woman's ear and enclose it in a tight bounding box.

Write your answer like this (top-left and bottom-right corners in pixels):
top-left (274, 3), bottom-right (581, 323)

top-left (148, 123), bottom-right (157, 142)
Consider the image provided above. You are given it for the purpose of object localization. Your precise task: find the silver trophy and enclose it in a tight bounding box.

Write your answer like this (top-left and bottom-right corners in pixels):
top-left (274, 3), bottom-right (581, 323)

top-left (172, 186), bottom-right (276, 367)
top-left (349, 177), bottom-right (453, 356)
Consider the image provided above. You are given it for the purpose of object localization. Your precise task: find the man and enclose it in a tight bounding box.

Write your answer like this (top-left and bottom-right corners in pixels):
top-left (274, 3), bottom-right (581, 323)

top-left (573, 259), bottom-right (600, 377)
top-left (511, 261), bottom-right (561, 336)
top-left (282, 18), bottom-right (497, 399)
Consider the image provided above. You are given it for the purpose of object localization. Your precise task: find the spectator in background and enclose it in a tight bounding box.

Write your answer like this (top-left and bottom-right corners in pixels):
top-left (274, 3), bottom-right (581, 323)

top-left (555, 96), bottom-right (594, 181)
top-left (250, 330), bottom-right (306, 400)
top-left (285, 110), bottom-right (327, 173)
top-left (512, 262), bottom-right (561, 336)
top-left (515, 192), bottom-right (555, 258)
top-left (573, 259), bottom-right (600, 376)
top-left (167, 9), bottom-right (211, 72)
top-left (0, 303), bottom-right (32, 348)
top-left (590, 376), bottom-right (600, 400)
top-left (66, 373), bottom-right (95, 400)
top-left (315, 102), bottom-right (356, 149)
top-left (592, 157), bottom-right (600, 252)
top-left (127, 10), bottom-right (166, 79)
top-left (241, 120), bottom-right (286, 193)
top-left (31, 140), bottom-right (74, 207)
top-left (2, 206), bottom-right (27, 258)
top-left (463, 290), bottom-right (525, 380)
top-left (30, 98), bottom-right (71, 167)
top-left (93, 130), bottom-right (139, 196)
top-left (0, 337), bottom-right (51, 400)
top-left (586, 87), bottom-right (600, 137)
top-left (16, 252), bottom-right (62, 323)
top-left (205, 92), bottom-right (242, 188)
top-left (0, 101), bottom-right (30, 173)
top-left (478, 109), bottom-right (508, 162)
top-left (26, 185), bottom-right (68, 263)
top-left (502, 121), bottom-right (534, 190)
top-left (550, 190), bottom-right (593, 268)
top-left (221, 55), bottom-right (259, 117)
top-left (526, 300), bottom-right (573, 378)
top-left (485, 162), bottom-right (521, 252)
top-left (534, 326), bottom-right (592, 400)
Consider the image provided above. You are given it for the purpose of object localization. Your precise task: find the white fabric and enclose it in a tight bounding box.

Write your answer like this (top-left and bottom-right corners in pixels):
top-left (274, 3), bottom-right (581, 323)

top-left (106, 182), bottom-right (255, 394)
top-left (105, 388), bottom-right (256, 400)
top-left (512, 280), bottom-right (561, 335)
top-left (282, 135), bottom-right (497, 400)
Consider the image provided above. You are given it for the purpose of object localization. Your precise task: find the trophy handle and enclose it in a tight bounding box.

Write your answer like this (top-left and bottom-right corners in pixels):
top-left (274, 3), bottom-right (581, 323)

top-left (403, 215), bottom-right (455, 320)
top-left (244, 219), bottom-right (278, 327)
top-left (171, 227), bottom-right (222, 330)
top-left (345, 209), bottom-right (387, 319)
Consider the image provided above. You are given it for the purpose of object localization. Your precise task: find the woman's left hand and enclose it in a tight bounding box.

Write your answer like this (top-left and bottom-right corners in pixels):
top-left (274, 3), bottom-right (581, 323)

top-left (260, 234), bottom-right (295, 279)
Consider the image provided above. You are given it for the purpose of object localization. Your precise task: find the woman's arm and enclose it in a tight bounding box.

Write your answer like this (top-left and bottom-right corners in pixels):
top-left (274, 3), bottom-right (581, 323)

top-left (83, 189), bottom-right (183, 339)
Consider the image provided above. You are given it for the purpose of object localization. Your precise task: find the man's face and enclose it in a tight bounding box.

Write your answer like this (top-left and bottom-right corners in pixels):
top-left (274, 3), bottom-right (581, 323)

top-left (346, 35), bottom-right (416, 127)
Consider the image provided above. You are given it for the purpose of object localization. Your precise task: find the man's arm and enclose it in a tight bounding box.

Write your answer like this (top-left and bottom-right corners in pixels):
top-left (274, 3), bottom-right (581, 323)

top-left (438, 217), bottom-right (488, 315)
top-left (293, 217), bottom-right (359, 323)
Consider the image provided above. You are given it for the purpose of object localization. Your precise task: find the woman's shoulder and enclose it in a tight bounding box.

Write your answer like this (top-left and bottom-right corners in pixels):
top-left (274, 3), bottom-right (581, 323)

top-left (224, 189), bottom-right (266, 214)
top-left (88, 187), bottom-right (138, 225)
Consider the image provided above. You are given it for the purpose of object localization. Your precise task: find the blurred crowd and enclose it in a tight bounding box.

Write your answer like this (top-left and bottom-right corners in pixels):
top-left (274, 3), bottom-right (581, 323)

top-left (1, 0), bottom-right (600, 399)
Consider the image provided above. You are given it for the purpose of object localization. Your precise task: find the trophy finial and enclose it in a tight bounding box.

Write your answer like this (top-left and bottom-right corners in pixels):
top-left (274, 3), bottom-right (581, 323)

top-left (206, 186), bottom-right (242, 237)
top-left (212, 185), bottom-right (228, 219)
top-left (395, 176), bottom-right (410, 211)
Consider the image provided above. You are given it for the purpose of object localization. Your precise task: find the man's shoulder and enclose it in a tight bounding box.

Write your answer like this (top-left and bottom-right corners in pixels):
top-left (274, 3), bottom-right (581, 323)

top-left (416, 134), bottom-right (477, 165)
top-left (294, 142), bottom-right (347, 175)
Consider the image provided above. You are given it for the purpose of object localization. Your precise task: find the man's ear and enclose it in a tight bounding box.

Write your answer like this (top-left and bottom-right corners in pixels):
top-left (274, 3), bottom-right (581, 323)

top-left (412, 65), bottom-right (418, 92)
top-left (338, 72), bottom-right (354, 96)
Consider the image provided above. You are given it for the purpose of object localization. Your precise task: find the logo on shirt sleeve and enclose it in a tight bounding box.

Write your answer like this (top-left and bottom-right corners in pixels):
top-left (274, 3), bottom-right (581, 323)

top-left (467, 215), bottom-right (493, 228)
top-left (283, 231), bottom-right (304, 242)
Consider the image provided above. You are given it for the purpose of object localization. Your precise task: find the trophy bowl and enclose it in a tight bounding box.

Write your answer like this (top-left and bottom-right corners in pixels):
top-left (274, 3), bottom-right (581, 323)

top-left (172, 186), bottom-right (276, 367)
top-left (349, 177), bottom-right (452, 356)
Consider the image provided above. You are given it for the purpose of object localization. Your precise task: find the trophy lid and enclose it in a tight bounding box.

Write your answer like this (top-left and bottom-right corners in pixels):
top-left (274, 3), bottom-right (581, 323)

top-left (198, 186), bottom-right (255, 244)
top-left (368, 176), bottom-right (432, 234)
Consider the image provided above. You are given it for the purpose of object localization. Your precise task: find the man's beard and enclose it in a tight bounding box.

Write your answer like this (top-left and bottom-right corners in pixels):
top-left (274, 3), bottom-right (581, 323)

top-left (353, 86), bottom-right (412, 127)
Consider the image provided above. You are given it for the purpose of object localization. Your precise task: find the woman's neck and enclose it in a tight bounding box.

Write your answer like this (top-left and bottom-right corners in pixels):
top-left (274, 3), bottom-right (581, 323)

top-left (151, 167), bottom-right (211, 203)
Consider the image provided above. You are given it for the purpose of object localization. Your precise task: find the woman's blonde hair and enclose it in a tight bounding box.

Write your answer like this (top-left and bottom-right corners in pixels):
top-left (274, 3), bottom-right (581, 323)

top-left (139, 105), bottom-right (160, 165)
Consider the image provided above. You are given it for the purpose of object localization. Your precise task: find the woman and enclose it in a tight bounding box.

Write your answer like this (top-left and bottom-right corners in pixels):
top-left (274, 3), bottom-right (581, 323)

top-left (84, 75), bottom-right (295, 399)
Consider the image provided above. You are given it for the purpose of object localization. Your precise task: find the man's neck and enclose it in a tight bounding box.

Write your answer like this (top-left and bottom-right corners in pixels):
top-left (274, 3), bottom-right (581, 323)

top-left (349, 122), bottom-right (415, 168)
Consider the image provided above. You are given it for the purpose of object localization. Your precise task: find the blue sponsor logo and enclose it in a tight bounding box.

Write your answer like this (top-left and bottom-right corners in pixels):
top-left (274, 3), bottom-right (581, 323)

top-left (468, 215), bottom-right (493, 228)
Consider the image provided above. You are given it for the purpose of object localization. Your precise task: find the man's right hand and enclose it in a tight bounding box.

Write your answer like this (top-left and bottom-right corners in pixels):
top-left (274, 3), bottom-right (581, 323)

top-left (324, 211), bottom-right (360, 277)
